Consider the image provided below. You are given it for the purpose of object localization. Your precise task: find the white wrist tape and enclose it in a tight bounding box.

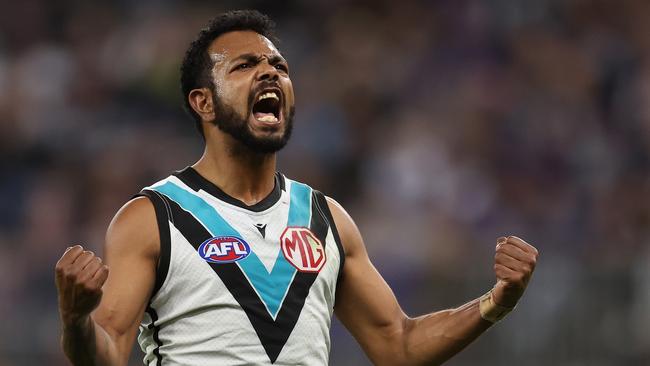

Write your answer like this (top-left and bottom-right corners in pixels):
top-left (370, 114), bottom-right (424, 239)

top-left (479, 289), bottom-right (514, 323)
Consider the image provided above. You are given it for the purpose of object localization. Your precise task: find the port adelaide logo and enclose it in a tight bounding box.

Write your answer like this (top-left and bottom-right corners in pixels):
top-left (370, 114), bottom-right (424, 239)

top-left (198, 236), bottom-right (251, 263)
top-left (281, 227), bottom-right (326, 273)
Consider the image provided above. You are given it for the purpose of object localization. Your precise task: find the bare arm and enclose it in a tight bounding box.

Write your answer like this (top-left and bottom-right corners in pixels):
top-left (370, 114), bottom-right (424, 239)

top-left (329, 197), bottom-right (538, 366)
top-left (55, 197), bottom-right (159, 365)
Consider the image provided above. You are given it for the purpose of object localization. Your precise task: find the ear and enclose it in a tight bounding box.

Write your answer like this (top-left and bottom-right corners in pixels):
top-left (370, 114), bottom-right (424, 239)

top-left (188, 88), bottom-right (215, 122)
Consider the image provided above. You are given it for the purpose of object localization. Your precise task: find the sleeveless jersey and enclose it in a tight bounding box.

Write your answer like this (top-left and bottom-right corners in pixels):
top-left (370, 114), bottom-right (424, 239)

top-left (136, 167), bottom-right (345, 365)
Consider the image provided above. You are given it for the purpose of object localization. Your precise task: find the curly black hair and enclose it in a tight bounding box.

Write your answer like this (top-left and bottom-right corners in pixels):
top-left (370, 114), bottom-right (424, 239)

top-left (180, 10), bottom-right (278, 138)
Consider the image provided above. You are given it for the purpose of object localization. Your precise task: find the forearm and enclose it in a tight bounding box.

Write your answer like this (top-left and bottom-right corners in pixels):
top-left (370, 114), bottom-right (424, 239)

top-left (400, 298), bottom-right (492, 365)
top-left (61, 315), bottom-right (121, 366)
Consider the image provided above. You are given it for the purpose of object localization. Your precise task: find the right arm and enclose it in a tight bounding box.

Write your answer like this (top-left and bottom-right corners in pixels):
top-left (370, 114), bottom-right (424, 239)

top-left (329, 197), bottom-right (538, 365)
top-left (55, 196), bottom-right (160, 365)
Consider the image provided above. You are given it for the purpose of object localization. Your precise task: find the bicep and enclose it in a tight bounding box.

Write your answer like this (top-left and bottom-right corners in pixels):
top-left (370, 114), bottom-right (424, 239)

top-left (328, 198), bottom-right (408, 363)
top-left (92, 197), bottom-right (159, 361)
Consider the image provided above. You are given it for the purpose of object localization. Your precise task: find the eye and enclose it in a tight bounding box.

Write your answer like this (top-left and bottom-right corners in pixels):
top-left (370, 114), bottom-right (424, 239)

top-left (235, 63), bottom-right (250, 71)
top-left (275, 64), bottom-right (288, 72)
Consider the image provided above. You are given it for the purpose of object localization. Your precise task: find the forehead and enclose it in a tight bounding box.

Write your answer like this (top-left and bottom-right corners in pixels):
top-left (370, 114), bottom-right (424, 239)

top-left (208, 30), bottom-right (281, 60)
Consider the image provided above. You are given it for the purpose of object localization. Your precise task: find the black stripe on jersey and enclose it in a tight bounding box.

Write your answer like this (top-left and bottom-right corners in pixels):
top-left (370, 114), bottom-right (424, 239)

top-left (163, 197), bottom-right (325, 364)
top-left (313, 191), bottom-right (346, 280)
top-left (278, 172), bottom-right (286, 191)
top-left (173, 167), bottom-right (282, 212)
top-left (145, 306), bottom-right (163, 366)
top-left (136, 190), bottom-right (172, 298)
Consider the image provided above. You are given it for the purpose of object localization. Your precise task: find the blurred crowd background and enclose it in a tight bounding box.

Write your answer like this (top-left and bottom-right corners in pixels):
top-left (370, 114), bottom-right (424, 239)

top-left (1, 0), bottom-right (648, 365)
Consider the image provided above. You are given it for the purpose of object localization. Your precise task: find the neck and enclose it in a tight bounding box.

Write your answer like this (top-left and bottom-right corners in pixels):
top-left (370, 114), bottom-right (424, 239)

top-left (193, 134), bottom-right (277, 206)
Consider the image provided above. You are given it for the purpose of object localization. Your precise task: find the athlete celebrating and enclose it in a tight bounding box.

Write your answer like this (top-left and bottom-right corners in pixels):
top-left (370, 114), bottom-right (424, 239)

top-left (55, 10), bottom-right (538, 366)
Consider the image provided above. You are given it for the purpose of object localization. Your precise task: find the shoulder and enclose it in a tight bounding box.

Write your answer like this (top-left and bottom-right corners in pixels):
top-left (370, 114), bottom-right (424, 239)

top-left (323, 196), bottom-right (365, 258)
top-left (105, 169), bottom-right (179, 259)
top-left (93, 196), bottom-right (161, 341)
top-left (105, 196), bottom-right (160, 260)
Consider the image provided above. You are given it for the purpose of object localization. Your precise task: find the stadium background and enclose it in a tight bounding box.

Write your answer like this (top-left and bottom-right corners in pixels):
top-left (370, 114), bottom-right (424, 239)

top-left (1, 0), bottom-right (649, 365)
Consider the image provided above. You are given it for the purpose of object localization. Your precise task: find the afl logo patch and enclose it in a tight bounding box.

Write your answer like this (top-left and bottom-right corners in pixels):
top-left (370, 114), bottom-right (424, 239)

top-left (198, 236), bottom-right (251, 263)
top-left (281, 227), bottom-right (326, 273)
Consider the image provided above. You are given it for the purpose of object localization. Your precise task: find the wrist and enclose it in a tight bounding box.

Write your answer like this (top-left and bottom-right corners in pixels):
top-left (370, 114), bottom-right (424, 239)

top-left (479, 289), bottom-right (515, 323)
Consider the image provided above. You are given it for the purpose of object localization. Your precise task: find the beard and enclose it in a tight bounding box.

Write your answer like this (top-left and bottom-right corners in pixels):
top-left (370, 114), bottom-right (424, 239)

top-left (210, 94), bottom-right (294, 154)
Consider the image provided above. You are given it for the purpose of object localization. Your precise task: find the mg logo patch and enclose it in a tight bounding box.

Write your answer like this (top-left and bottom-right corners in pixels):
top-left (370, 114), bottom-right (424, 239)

top-left (280, 227), bottom-right (326, 273)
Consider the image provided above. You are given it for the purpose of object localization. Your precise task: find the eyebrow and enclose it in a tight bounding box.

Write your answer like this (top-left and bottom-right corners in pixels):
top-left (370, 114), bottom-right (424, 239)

top-left (231, 53), bottom-right (286, 65)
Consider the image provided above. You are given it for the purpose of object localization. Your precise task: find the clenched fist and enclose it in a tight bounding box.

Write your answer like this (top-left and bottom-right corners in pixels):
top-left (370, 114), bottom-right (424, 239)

top-left (55, 245), bottom-right (109, 325)
top-left (491, 236), bottom-right (538, 308)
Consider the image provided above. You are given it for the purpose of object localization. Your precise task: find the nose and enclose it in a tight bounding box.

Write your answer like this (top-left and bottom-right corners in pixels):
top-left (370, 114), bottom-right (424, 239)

top-left (256, 61), bottom-right (279, 82)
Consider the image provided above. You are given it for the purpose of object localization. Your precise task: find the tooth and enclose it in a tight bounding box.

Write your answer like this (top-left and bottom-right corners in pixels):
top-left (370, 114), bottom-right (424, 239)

top-left (258, 115), bottom-right (278, 122)
top-left (257, 92), bottom-right (280, 102)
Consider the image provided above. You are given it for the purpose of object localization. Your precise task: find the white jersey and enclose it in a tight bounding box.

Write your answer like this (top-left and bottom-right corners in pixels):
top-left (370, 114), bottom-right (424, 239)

top-left (136, 167), bottom-right (345, 365)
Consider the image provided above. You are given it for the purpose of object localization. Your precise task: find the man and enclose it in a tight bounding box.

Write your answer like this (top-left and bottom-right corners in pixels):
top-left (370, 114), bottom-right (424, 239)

top-left (55, 10), bottom-right (538, 366)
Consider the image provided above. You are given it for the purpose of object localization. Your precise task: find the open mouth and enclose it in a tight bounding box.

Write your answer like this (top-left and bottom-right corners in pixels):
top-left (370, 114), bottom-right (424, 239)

top-left (252, 89), bottom-right (282, 123)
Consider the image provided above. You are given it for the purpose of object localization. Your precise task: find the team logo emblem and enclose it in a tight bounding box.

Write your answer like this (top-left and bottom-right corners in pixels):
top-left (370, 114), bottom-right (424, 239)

top-left (281, 227), bottom-right (326, 273)
top-left (198, 236), bottom-right (251, 263)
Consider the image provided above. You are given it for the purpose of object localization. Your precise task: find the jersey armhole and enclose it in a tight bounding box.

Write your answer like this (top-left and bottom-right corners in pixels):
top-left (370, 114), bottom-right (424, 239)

top-left (313, 191), bottom-right (345, 280)
top-left (134, 190), bottom-right (171, 300)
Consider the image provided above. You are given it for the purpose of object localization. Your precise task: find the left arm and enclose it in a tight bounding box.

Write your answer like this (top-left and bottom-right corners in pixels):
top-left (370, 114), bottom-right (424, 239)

top-left (329, 197), bottom-right (538, 365)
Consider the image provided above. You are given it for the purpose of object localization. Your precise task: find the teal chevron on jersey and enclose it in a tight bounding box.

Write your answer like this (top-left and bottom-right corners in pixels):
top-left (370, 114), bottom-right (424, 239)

top-left (152, 181), bottom-right (310, 318)
top-left (287, 180), bottom-right (312, 227)
top-left (154, 181), bottom-right (240, 236)
top-left (239, 249), bottom-right (295, 317)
